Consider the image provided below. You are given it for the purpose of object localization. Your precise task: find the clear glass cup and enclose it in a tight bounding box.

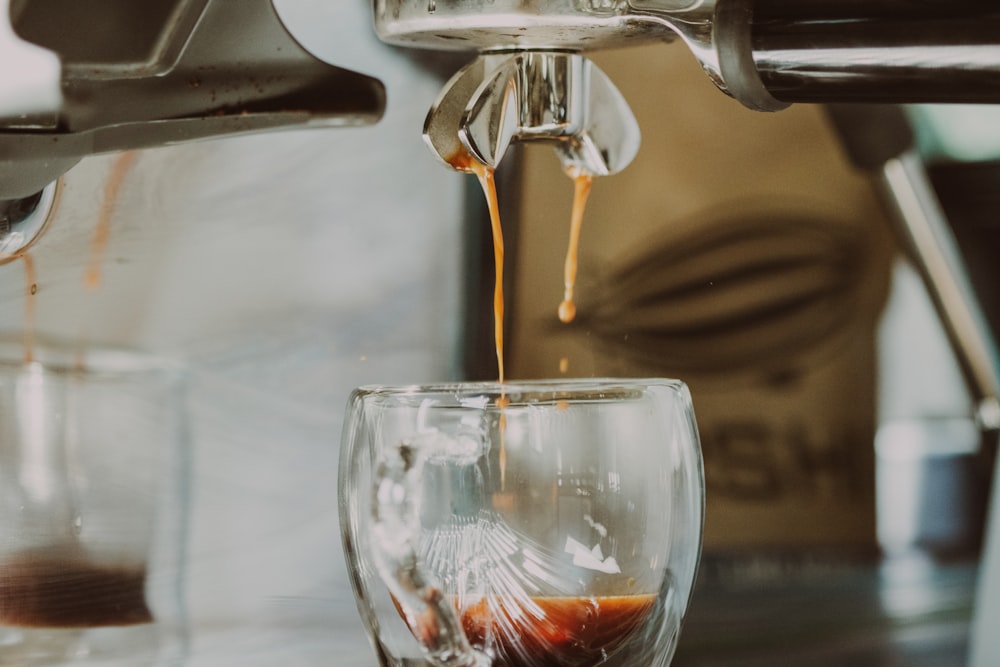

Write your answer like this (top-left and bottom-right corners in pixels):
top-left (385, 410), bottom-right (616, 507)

top-left (339, 379), bottom-right (704, 667)
top-left (0, 340), bottom-right (189, 666)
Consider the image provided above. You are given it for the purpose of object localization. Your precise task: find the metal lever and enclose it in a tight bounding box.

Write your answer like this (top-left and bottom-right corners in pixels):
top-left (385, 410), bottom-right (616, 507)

top-left (424, 52), bottom-right (640, 177)
top-left (827, 105), bottom-right (1000, 433)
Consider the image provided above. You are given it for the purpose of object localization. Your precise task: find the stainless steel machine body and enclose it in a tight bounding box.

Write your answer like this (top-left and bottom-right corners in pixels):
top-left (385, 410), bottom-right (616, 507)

top-left (376, 0), bottom-right (1000, 106)
top-left (377, 0), bottom-right (1000, 176)
top-left (1, 0), bottom-right (384, 255)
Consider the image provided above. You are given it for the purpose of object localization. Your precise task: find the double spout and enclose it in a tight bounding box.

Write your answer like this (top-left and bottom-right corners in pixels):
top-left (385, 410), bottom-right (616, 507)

top-left (424, 51), bottom-right (640, 177)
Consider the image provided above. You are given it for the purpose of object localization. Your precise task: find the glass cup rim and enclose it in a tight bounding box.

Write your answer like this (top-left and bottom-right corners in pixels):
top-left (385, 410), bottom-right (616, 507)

top-left (351, 377), bottom-right (690, 406)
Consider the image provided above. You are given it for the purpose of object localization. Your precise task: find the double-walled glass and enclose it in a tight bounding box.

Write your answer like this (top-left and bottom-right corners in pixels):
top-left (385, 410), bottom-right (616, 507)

top-left (340, 379), bottom-right (703, 667)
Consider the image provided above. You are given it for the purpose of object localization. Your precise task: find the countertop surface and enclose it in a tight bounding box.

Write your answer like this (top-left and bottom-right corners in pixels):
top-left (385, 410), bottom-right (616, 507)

top-left (119, 553), bottom-right (980, 666)
top-left (189, 554), bottom-right (978, 666)
top-left (673, 553), bottom-right (977, 667)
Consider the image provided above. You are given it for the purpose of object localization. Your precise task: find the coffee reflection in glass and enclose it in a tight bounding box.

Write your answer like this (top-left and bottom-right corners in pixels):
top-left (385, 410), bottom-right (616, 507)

top-left (0, 341), bottom-right (188, 665)
top-left (340, 379), bottom-right (704, 667)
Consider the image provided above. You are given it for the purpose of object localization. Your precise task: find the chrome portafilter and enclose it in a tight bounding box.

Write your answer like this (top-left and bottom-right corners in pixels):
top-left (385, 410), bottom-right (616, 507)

top-left (379, 0), bottom-right (726, 174)
top-left (423, 51), bottom-right (640, 176)
top-left (379, 0), bottom-right (714, 175)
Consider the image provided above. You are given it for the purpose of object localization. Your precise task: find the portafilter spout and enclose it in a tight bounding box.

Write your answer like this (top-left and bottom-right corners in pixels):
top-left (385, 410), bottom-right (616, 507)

top-left (424, 51), bottom-right (640, 177)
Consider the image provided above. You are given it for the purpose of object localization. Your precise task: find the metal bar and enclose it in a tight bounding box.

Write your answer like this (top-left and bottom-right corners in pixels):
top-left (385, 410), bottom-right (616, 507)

top-left (880, 151), bottom-right (1000, 430)
top-left (750, 1), bottom-right (1000, 104)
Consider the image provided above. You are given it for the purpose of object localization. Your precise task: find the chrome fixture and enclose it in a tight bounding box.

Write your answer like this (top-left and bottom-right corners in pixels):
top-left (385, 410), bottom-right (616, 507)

top-left (423, 51), bottom-right (640, 176)
top-left (375, 0), bottom-right (1000, 173)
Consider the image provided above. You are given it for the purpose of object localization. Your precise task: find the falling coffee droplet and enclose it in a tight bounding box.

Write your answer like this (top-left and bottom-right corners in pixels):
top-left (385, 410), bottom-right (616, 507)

top-left (558, 299), bottom-right (576, 324)
top-left (559, 169), bottom-right (593, 324)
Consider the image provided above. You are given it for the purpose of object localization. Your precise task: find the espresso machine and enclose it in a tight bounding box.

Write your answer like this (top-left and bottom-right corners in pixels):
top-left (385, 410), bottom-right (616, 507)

top-left (2, 0), bottom-right (1000, 665)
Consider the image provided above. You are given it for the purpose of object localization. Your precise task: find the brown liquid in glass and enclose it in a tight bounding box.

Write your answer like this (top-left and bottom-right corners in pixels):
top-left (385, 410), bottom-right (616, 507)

top-left (0, 553), bottom-right (152, 627)
top-left (461, 594), bottom-right (657, 667)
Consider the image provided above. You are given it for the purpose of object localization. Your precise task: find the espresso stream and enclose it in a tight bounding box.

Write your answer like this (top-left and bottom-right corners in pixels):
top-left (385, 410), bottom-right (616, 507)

top-left (435, 156), bottom-right (642, 666)
top-left (449, 152), bottom-right (594, 383)
top-left (449, 153), bottom-right (594, 493)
